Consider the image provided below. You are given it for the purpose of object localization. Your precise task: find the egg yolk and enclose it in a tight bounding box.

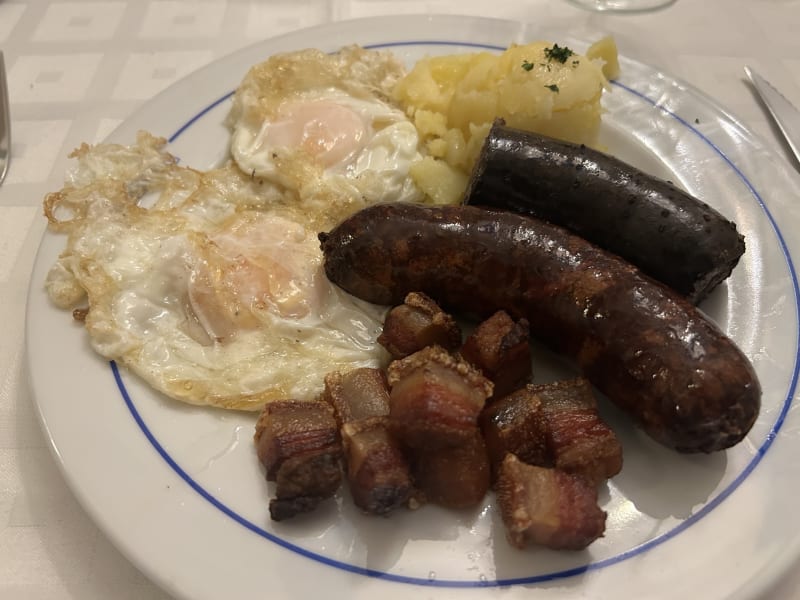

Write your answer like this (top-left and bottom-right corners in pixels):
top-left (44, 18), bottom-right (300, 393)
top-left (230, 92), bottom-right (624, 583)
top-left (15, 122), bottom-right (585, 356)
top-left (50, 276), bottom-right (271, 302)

top-left (187, 214), bottom-right (324, 343)
top-left (263, 99), bottom-right (367, 169)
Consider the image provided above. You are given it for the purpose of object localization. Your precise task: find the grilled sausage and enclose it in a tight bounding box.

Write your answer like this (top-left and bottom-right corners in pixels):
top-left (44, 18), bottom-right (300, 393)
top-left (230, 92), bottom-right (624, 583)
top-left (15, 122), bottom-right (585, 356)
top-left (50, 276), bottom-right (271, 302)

top-left (319, 203), bottom-right (760, 453)
top-left (463, 121), bottom-right (745, 303)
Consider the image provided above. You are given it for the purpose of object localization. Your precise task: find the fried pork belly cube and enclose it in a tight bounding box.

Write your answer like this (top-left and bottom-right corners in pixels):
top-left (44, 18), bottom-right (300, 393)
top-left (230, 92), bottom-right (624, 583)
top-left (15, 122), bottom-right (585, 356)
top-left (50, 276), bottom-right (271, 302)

top-left (410, 430), bottom-right (491, 509)
top-left (480, 387), bottom-right (549, 481)
top-left (269, 451), bottom-right (343, 521)
top-left (254, 399), bottom-right (343, 521)
top-left (254, 399), bottom-right (341, 479)
top-left (460, 311), bottom-right (532, 400)
top-left (532, 378), bottom-right (623, 486)
top-left (322, 368), bottom-right (391, 428)
top-left (341, 416), bottom-right (413, 515)
top-left (378, 292), bottom-right (462, 359)
top-left (387, 345), bottom-right (493, 449)
top-left (496, 454), bottom-right (606, 551)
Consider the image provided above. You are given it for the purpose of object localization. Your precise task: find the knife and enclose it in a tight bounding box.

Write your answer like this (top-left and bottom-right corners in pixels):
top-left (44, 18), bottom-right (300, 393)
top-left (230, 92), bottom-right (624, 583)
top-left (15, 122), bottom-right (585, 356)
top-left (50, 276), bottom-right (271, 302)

top-left (0, 51), bottom-right (9, 185)
top-left (744, 66), bottom-right (800, 171)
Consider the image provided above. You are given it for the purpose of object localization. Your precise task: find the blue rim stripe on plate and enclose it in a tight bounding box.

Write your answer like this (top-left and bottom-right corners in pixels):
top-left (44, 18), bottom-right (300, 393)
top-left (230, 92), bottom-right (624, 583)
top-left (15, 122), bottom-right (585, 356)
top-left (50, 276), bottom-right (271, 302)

top-left (114, 40), bottom-right (800, 588)
top-left (168, 91), bottom-right (234, 144)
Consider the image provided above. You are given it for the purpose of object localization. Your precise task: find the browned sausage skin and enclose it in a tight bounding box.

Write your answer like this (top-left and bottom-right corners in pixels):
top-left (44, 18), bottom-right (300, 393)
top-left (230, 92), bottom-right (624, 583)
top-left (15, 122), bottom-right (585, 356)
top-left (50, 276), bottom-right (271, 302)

top-left (319, 203), bottom-right (761, 454)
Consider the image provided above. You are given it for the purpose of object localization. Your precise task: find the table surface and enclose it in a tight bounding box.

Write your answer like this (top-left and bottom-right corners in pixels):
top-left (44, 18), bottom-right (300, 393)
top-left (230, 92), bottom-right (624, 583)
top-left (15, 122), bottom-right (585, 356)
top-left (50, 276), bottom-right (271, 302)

top-left (2, 1), bottom-right (800, 598)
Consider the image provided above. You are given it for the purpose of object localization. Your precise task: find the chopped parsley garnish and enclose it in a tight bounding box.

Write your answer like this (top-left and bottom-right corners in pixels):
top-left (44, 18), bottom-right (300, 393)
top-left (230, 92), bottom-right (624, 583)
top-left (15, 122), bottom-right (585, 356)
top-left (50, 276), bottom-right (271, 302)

top-left (544, 44), bottom-right (575, 64)
top-left (545, 84), bottom-right (560, 93)
top-left (521, 60), bottom-right (534, 71)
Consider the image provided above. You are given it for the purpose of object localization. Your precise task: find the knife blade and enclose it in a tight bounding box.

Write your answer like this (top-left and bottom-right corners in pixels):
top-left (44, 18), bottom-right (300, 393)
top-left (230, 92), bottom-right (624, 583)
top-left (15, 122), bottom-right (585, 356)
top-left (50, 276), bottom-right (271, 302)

top-left (0, 51), bottom-right (9, 185)
top-left (744, 66), bottom-right (800, 171)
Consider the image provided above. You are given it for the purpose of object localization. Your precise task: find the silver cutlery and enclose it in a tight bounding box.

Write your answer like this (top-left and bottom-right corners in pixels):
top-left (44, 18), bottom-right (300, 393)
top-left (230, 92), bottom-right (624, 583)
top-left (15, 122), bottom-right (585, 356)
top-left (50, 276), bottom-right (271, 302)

top-left (744, 65), bottom-right (800, 172)
top-left (0, 51), bottom-right (9, 185)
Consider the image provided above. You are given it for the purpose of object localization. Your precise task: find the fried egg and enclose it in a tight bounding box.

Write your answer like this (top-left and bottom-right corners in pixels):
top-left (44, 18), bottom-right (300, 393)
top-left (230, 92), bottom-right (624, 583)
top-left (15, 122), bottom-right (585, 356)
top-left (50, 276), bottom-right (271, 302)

top-left (43, 46), bottom-right (431, 411)
top-left (44, 132), bottom-right (390, 410)
top-left (225, 46), bottom-right (423, 226)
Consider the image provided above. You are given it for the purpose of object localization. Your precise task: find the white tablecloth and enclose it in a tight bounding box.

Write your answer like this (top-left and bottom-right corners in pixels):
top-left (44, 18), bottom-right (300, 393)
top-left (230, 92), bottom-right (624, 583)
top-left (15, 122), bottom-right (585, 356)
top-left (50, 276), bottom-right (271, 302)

top-left (2, 1), bottom-right (799, 598)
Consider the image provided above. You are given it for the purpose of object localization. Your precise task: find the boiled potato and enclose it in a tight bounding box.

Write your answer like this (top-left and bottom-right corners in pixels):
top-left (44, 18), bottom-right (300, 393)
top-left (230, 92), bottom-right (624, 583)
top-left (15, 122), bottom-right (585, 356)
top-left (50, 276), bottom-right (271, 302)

top-left (587, 36), bottom-right (621, 80)
top-left (394, 40), bottom-right (616, 203)
top-left (409, 156), bottom-right (469, 206)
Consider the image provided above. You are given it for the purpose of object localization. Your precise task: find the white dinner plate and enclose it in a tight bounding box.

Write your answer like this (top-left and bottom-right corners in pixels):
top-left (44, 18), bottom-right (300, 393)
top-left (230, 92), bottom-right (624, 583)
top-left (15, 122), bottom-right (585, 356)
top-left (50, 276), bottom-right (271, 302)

top-left (26, 14), bottom-right (800, 600)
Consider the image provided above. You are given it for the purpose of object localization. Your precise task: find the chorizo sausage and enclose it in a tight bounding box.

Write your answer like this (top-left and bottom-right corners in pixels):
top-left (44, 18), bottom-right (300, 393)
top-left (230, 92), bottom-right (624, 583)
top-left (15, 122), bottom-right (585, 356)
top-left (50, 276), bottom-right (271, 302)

top-left (463, 121), bottom-right (745, 303)
top-left (319, 203), bottom-right (760, 453)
